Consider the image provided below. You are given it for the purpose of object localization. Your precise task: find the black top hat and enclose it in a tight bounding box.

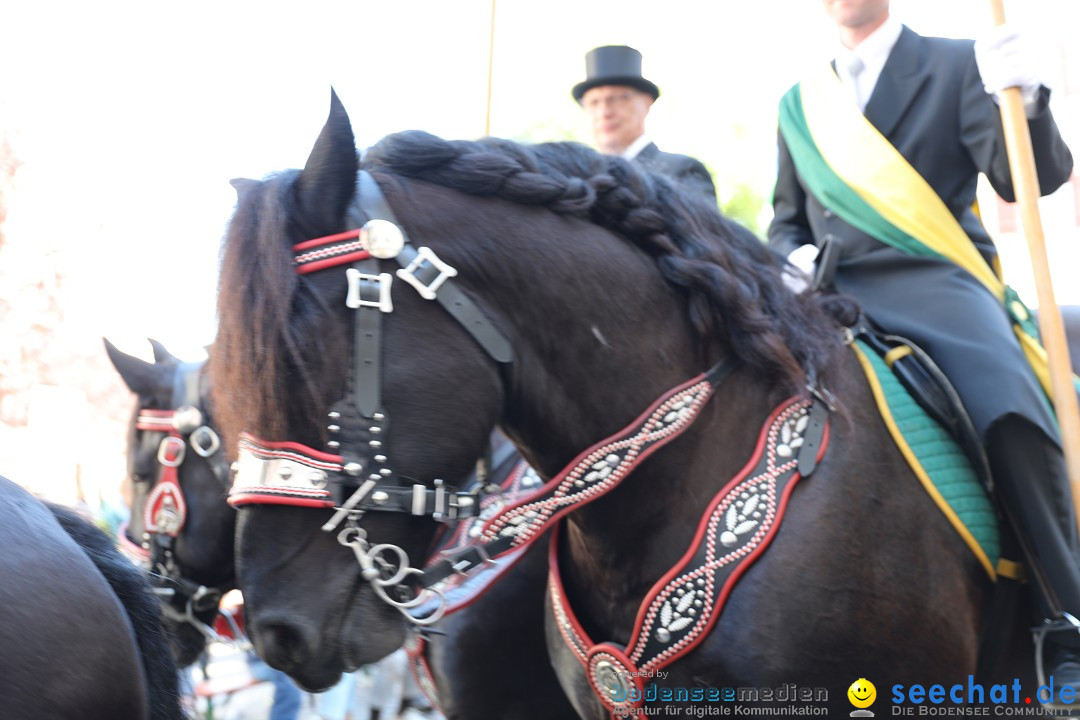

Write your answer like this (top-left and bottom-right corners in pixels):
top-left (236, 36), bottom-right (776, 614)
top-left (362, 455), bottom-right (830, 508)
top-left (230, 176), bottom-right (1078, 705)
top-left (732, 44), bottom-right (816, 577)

top-left (572, 45), bottom-right (660, 104)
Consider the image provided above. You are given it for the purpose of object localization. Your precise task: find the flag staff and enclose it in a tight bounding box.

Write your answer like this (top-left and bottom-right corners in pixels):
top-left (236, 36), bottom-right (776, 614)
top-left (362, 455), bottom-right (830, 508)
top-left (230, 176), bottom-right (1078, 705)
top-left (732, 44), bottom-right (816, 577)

top-left (484, 0), bottom-right (497, 136)
top-left (989, 0), bottom-right (1080, 522)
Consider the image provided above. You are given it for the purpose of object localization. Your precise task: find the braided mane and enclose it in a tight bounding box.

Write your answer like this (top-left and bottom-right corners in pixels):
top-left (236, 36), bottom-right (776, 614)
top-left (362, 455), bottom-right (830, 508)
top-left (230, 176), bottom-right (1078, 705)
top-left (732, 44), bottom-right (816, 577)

top-left (215, 131), bottom-right (855, 445)
top-left (363, 131), bottom-right (854, 390)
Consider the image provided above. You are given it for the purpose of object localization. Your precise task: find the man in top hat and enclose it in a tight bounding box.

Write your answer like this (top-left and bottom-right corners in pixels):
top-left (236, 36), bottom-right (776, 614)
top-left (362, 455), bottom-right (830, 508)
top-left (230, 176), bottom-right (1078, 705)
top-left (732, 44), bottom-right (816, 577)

top-left (573, 45), bottom-right (716, 200)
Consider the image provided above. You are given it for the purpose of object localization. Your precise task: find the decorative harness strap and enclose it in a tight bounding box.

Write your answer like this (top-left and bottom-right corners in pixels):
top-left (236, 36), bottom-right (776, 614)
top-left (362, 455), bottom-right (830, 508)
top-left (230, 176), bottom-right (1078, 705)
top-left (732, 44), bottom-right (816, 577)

top-left (403, 633), bottom-right (442, 716)
top-left (138, 410), bottom-right (188, 537)
top-left (416, 357), bottom-right (741, 589)
top-left (548, 397), bottom-right (829, 717)
top-left (407, 459), bottom-right (542, 618)
top-left (130, 361), bottom-right (224, 543)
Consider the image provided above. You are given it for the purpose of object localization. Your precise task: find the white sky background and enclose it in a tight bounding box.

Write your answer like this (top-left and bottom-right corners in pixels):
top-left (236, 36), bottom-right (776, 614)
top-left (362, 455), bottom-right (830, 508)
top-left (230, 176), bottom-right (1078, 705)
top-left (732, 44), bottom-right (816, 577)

top-left (2, 0), bottom-right (1078, 362)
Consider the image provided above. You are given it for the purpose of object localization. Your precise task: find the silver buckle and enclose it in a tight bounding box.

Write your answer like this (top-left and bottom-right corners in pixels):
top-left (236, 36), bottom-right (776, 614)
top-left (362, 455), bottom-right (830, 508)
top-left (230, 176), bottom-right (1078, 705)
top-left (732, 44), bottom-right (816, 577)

top-left (447, 493), bottom-right (475, 520)
top-left (346, 269), bottom-right (394, 312)
top-left (396, 246), bottom-right (458, 300)
top-left (189, 426), bottom-right (221, 458)
top-left (158, 436), bottom-right (187, 467)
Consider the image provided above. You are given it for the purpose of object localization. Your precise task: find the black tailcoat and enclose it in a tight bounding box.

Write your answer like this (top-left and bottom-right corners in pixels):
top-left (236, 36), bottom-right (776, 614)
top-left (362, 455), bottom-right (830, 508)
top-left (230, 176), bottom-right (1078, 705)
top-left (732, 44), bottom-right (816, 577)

top-left (768, 26), bottom-right (1073, 440)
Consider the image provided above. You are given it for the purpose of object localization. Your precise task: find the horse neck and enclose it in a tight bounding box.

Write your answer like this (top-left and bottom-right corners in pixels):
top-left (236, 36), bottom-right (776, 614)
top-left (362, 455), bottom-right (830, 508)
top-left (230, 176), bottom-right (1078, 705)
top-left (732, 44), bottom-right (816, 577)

top-left (412, 187), bottom-right (785, 553)
top-left (397, 180), bottom-right (715, 474)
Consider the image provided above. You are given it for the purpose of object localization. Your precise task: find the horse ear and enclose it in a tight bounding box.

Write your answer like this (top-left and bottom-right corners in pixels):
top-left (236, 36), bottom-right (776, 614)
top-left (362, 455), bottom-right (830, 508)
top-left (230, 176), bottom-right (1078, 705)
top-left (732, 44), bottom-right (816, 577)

top-left (230, 178), bottom-right (257, 198)
top-left (104, 338), bottom-right (171, 396)
top-left (295, 88), bottom-right (358, 231)
top-left (147, 338), bottom-right (179, 365)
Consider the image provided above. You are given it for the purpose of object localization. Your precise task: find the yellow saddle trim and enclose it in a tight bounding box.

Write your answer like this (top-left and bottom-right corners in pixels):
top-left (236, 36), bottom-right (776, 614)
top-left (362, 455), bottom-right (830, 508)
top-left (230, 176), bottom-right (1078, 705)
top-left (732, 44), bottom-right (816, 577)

top-left (995, 557), bottom-right (1026, 582)
top-left (853, 343), bottom-right (997, 580)
top-left (884, 345), bottom-right (913, 368)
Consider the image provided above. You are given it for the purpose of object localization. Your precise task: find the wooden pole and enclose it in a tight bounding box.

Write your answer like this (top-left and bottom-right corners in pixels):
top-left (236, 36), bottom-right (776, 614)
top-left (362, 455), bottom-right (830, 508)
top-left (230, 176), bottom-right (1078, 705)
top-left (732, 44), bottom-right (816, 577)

top-left (989, 0), bottom-right (1080, 523)
top-left (484, 0), bottom-right (496, 137)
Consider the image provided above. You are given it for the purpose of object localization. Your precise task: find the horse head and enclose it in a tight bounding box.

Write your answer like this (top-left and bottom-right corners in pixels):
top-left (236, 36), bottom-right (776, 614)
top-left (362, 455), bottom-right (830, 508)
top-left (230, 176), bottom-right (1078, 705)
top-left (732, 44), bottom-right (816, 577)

top-left (213, 93), bottom-right (517, 690)
top-left (106, 338), bottom-right (235, 667)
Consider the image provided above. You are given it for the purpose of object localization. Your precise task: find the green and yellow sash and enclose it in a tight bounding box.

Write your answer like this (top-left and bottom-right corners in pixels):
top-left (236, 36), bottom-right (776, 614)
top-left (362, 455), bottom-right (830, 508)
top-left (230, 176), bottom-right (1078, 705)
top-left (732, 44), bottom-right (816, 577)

top-left (778, 65), bottom-right (1078, 408)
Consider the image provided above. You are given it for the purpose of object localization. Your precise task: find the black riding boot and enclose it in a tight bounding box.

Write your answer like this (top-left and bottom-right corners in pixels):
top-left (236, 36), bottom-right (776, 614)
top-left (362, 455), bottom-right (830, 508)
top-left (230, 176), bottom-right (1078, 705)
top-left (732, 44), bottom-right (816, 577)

top-left (986, 415), bottom-right (1080, 695)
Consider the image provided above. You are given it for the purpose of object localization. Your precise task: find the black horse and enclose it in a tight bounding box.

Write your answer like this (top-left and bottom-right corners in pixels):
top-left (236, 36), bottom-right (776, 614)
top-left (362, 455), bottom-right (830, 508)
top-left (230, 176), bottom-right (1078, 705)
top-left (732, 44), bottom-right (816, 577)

top-left (106, 338), bottom-right (236, 668)
top-left (0, 475), bottom-right (183, 720)
top-left (107, 339), bottom-right (573, 717)
top-left (212, 94), bottom-right (1049, 717)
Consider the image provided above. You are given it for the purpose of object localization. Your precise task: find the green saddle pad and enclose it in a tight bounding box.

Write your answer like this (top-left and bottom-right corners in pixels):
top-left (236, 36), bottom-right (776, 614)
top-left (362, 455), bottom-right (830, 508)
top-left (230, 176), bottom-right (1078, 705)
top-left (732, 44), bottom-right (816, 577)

top-left (853, 339), bottom-right (1000, 580)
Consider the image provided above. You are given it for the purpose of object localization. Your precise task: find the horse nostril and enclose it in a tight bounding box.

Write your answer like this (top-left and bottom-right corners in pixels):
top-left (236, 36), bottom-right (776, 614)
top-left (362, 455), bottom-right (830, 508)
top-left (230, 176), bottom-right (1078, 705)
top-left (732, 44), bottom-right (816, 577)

top-left (253, 619), bottom-right (313, 673)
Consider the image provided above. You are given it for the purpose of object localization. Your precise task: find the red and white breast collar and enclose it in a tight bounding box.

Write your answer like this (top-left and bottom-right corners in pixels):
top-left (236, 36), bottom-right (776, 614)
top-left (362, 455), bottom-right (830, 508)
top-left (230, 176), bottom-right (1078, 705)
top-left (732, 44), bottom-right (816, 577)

top-left (415, 360), bottom-right (742, 589)
top-left (548, 397), bottom-right (829, 717)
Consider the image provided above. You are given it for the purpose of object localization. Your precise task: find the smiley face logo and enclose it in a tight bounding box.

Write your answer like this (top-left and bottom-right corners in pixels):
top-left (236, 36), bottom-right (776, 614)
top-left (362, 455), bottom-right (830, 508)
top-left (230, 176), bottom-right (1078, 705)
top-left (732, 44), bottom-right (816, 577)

top-left (848, 678), bottom-right (876, 709)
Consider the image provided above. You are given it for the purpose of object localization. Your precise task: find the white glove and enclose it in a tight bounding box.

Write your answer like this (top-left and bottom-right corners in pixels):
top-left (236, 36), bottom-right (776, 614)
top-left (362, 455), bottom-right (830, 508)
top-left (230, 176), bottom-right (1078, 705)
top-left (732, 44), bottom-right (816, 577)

top-left (782, 244), bottom-right (819, 294)
top-left (974, 24), bottom-right (1042, 106)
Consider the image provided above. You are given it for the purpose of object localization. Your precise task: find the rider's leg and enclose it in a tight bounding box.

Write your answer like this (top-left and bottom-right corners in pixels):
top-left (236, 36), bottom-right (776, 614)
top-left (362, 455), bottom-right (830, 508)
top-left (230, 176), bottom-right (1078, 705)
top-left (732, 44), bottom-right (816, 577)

top-left (986, 414), bottom-right (1080, 690)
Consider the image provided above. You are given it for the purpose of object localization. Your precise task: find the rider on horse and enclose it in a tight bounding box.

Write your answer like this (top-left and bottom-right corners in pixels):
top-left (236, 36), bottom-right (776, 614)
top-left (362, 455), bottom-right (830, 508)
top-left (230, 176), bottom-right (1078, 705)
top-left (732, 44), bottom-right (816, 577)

top-left (769, 0), bottom-right (1080, 689)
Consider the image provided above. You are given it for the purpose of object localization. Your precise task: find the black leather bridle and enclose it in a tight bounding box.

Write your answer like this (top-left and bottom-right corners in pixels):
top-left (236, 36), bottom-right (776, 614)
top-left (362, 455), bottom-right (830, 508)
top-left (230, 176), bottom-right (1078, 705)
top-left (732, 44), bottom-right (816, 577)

top-left (230, 172), bottom-right (513, 530)
top-left (229, 171), bottom-right (517, 624)
top-left (119, 359), bottom-right (231, 636)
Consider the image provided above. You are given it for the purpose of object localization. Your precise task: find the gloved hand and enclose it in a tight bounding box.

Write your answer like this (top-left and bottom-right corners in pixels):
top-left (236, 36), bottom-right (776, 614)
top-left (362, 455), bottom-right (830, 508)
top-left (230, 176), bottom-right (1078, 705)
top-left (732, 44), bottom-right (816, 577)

top-left (782, 244), bottom-right (819, 294)
top-left (974, 24), bottom-right (1042, 106)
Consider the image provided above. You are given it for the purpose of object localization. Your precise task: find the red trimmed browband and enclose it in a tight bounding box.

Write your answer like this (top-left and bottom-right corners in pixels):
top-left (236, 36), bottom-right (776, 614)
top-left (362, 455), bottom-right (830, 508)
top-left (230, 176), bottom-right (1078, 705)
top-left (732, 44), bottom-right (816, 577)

top-left (136, 409), bottom-right (176, 432)
top-left (293, 228), bottom-right (372, 275)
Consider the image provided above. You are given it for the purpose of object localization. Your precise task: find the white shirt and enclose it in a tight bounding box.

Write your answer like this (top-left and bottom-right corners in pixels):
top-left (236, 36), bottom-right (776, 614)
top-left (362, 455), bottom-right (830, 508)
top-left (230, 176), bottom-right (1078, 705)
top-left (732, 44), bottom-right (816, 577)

top-left (835, 14), bottom-right (904, 111)
top-left (622, 134), bottom-right (652, 160)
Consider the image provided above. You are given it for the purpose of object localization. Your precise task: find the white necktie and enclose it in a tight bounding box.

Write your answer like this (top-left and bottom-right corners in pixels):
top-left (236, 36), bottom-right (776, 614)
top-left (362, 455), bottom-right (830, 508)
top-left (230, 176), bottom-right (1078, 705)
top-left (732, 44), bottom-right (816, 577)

top-left (841, 54), bottom-right (866, 110)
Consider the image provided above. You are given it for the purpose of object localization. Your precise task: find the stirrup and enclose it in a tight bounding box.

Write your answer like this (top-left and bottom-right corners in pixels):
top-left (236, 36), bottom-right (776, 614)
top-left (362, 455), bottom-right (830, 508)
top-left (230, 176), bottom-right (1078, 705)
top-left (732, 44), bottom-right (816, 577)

top-left (1032, 613), bottom-right (1080, 710)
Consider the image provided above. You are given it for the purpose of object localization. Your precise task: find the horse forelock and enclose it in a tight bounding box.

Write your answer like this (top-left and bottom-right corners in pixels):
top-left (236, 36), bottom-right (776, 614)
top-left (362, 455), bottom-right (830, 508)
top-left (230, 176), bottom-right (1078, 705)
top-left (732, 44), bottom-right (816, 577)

top-left (363, 131), bottom-right (855, 391)
top-left (213, 170), bottom-right (331, 454)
